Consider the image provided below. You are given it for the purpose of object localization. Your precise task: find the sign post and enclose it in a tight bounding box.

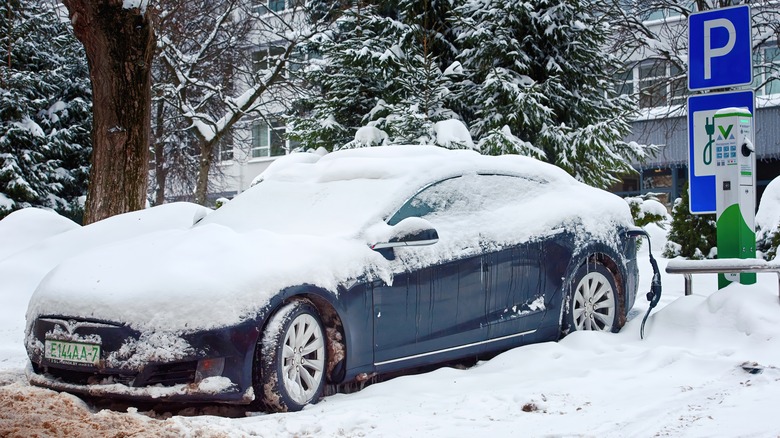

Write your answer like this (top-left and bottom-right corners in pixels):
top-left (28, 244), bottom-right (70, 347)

top-left (687, 5), bottom-right (755, 289)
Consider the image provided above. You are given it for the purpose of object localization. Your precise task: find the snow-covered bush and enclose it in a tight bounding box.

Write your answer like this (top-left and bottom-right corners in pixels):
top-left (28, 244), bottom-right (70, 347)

top-left (756, 177), bottom-right (780, 260)
top-left (340, 126), bottom-right (389, 149)
top-left (433, 119), bottom-right (475, 150)
top-left (340, 119), bottom-right (474, 151)
top-left (662, 183), bottom-right (716, 259)
top-left (215, 198), bottom-right (230, 209)
top-left (625, 194), bottom-right (668, 228)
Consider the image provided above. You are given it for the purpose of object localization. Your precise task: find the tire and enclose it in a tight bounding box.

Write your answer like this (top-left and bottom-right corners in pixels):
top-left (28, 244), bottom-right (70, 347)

top-left (257, 300), bottom-right (327, 412)
top-left (565, 261), bottom-right (622, 333)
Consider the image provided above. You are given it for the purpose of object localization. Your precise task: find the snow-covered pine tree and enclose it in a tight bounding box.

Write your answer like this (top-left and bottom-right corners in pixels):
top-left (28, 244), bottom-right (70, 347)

top-left (663, 183), bottom-right (717, 259)
top-left (289, 0), bottom-right (465, 149)
top-left (0, 0), bottom-right (91, 222)
top-left (369, 0), bottom-right (463, 145)
top-left (455, 0), bottom-right (648, 188)
top-left (288, 1), bottom-right (393, 150)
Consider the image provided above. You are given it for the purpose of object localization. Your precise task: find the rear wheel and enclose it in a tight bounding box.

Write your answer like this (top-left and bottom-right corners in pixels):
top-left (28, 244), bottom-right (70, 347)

top-left (257, 300), bottom-right (326, 412)
top-left (565, 262), bottom-right (621, 333)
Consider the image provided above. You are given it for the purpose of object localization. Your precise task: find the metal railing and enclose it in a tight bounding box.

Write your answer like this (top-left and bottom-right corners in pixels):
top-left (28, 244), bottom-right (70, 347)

top-left (665, 258), bottom-right (780, 300)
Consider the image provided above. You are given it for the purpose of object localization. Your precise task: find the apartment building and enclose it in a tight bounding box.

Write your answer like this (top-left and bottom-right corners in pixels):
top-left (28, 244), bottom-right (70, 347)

top-left (615, 6), bottom-right (780, 207)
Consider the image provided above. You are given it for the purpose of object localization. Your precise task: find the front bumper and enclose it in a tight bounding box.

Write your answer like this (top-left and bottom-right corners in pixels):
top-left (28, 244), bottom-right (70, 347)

top-left (26, 316), bottom-right (259, 404)
top-left (26, 362), bottom-right (255, 403)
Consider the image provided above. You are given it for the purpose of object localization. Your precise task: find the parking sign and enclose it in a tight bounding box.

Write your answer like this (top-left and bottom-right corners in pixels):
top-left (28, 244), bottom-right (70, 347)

top-left (688, 5), bottom-right (752, 91)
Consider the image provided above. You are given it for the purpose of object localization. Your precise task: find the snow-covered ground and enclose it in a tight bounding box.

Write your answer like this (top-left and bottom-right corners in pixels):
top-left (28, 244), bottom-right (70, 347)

top-left (2, 213), bottom-right (780, 436)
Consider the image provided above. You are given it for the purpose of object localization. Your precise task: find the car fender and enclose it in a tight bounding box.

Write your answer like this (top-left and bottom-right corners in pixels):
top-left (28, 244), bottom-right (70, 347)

top-left (557, 239), bottom-right (633, 331)
top-left (257, 283), bottom-right (374, 385)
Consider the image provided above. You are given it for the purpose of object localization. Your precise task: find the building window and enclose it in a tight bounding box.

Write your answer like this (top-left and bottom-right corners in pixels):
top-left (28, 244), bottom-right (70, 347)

top-left (753, 45), bottom-right (780, 96)
top-left (642, 168), bottom-right (672, 205)
top-left (288, 50), bottom-right (306, 77)
top-left (669, 64), bottom-right (686, 106)
top-left (767, 46), bottom-right (780, 95)
top-left (638, 62), bottom-right (668, 108)
top-left (252, 44), bottom-right (312, 82)
top-left (251, 120), bottom-right (286, 158)
top-left (254, 0), bottom-right (287, 14)
top-left (614, 69), bottom-right (633, 97)
top-left (253, 45), bottom-right (287, 73)
top-left (617, 61), bottom-right (688, 109)
top-left (609, 173), bottom-right (640, 197)
top-left (219, 143), bottom-right (234, 162)
top-left (643, 168), bottom-right (672, 190)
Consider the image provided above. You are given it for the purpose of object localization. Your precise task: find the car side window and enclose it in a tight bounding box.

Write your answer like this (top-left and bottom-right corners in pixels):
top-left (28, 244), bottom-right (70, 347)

top-left (387, 177), bottom-right (462, 225)
top-left (388, 174), bottom-right (543, 226)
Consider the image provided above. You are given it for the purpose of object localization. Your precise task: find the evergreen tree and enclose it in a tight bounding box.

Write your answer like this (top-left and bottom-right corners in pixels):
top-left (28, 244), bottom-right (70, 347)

top-left (371, 0), bottom-right (462, 144)
top-left (663, 183), bottom-right (717, 259)
top-left (455, 0), bottom-right (648, 188)
top-left (288, 2), bottom-right (393, 150)
top-left (292, 0), bottom-right (650, 188)
top-left (289, 0), bottom-right (465, 149)
top-left (0, 0), bottom-right (91, 222)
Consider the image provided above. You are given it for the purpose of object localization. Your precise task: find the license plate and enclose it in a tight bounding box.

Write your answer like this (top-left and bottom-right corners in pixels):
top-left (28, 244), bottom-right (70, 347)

top-left (44, 339), bottom-right (101, 366)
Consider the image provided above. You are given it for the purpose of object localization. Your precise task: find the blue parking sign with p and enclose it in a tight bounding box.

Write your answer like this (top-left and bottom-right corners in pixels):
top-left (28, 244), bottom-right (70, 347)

top-left (688, 5), bottom-right (752, 91)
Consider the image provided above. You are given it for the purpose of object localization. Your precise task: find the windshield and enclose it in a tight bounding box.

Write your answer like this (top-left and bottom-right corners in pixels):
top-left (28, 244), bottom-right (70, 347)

top-left (197, 177), bottom-right (416, 237)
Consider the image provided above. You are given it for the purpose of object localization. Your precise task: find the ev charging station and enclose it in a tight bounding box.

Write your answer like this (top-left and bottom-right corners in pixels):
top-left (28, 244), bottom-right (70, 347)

top-left (687, 5), bottom-right (756, 289)
top-left (712, 108), bottom-right (756, 288)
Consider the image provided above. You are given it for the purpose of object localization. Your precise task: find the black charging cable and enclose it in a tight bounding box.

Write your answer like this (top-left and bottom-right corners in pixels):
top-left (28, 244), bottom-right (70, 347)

top-left (626, 228), bottom-right (662, 339)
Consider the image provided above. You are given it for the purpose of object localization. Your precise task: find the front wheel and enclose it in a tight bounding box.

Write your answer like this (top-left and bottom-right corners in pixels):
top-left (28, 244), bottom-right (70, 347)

top-left (257, 300), bottom-right (326, 412)
top-left (565, 262), bottom-right (622, 333)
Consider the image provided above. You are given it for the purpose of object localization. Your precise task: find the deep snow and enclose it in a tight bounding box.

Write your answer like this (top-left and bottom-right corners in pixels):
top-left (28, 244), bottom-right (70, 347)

top-left (2, 213), bottom-right (780, 436)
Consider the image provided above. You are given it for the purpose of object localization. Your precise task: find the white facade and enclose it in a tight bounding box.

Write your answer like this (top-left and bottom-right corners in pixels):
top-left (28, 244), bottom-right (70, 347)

top-left (206, 0), bottom-right (306, 200)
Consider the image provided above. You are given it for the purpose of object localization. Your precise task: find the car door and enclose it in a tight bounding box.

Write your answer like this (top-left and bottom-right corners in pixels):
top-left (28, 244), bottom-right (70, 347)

top-left (372, 256), bottom-right (485, 367)
top-left (372, 175), bottom-right (488, 368)
top-left (478, 175), bottom-right (551, 342)
top-left (483, 241), bottom-right (547, 341)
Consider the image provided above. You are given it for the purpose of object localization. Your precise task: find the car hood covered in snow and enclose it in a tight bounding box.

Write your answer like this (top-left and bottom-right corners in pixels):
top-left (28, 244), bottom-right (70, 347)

top-left (26, 225), bottom-right (389, 333)
top-left (26, 146), bottom-right (634, 334)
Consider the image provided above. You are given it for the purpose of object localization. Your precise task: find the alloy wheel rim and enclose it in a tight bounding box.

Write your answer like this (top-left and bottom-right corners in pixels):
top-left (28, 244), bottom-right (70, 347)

top-left (573, 271), bottom-right (616, 331)
top-left (281, 313), bottom-right (325, 404)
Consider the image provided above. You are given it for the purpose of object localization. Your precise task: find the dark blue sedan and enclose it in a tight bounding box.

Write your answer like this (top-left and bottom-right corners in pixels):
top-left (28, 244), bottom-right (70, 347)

top-left (26, 146), bottom-right (640, 412)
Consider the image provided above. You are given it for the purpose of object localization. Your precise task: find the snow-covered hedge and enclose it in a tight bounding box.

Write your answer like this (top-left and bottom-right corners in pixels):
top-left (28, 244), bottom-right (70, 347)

top-left (756, 177), bottom-right (780, 260)
top-left (625, 194), bottom-right (668, 228)
top-left (662, 183), bottom-right (716, 260)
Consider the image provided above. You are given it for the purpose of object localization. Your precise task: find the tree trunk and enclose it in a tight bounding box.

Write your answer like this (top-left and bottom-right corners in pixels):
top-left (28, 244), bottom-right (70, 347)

top-left (153, 99), bottom-right (167, 205)
top-left (63, 0), bottom-right (155, 224)
top-left (195, 147), bottom-right (213, 205)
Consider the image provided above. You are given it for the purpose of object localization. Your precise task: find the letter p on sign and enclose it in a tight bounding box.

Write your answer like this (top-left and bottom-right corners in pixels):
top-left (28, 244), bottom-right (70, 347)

top-left (703, 19), bottom-right (736, 80)
top-left (688, 5), bottom-right (752, 91)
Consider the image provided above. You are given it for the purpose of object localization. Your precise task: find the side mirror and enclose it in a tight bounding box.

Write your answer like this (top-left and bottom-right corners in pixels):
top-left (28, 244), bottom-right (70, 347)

top-left (370, 217), bottom-right (439, 250)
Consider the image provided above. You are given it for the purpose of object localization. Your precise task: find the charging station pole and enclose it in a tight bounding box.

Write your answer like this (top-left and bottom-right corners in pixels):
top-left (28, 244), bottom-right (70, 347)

top-left (713, 107), bottom-right (756, 288)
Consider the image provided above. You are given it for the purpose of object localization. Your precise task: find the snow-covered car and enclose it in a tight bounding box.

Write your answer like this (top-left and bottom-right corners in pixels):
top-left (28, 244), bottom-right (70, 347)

top-left (25, 145), bottom-right (641, 412)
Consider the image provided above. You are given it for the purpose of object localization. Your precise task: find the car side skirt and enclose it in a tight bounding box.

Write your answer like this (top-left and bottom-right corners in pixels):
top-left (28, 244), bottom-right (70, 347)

top-left (374, 328), bottom-right (538, 367)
